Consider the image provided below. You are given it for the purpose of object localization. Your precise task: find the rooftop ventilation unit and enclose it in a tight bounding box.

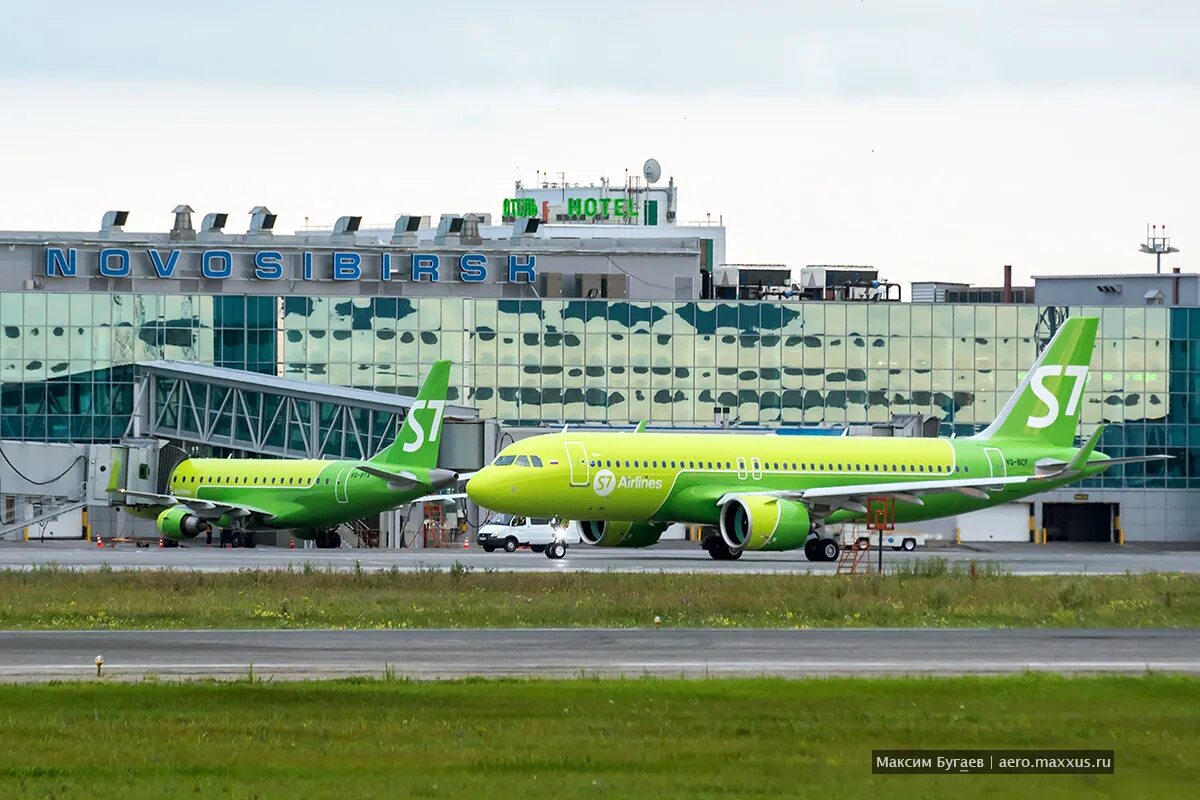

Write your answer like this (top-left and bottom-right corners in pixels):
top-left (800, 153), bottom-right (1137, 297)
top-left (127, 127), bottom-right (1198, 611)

top-left (248, 206), bottom-right (277, 234)
top-left (100, 210), bottom-right (129, 232)
top-left (170, 204), bottom-right (195, 240)
top-left (201, 212), bottom-right (229, 234)
top-left (511, 217), bottom-right (540, 239)
top-left (391, 215), bottom-right (427, 245)
top-left (435, 214), bottom-right (465, 244)
top-left (334, 215), bottom-right (362, 235)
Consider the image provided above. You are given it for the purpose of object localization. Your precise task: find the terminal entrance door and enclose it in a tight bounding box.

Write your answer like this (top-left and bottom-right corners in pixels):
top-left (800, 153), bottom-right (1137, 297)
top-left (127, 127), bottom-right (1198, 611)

top-left (1043, 503), bottom-right (1116, 543)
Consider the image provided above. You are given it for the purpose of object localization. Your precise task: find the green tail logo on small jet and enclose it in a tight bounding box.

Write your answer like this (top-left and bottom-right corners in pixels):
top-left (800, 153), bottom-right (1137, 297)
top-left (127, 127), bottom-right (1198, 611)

top-left (973, 316), bottom-right (1097, 448)
top-left (371, 360), bottom-right (452, 468)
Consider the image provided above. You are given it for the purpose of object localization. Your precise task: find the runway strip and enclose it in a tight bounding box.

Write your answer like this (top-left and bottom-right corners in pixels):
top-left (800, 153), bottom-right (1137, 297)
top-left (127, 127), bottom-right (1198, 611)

top-left (3, 541), bottom-right (1200, 575)
top-left (1, 628), bottom-right (1196, 681)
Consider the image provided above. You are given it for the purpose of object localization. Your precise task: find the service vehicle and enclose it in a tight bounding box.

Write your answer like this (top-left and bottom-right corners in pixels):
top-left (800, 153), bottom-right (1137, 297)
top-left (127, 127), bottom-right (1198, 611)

top-left (477, 514), bottom-right (579, 559)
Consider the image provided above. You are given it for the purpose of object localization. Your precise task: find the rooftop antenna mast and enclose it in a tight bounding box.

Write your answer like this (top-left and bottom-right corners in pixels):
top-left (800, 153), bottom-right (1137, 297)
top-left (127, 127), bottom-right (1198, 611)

top-left (1140, 223), bottom-right (1180, 274)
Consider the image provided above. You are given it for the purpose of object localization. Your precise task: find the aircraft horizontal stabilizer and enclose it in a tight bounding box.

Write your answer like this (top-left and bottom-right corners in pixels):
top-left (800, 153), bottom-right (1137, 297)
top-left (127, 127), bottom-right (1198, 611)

top-left (1038, 454), bottom-right (1172, 477)
top-left (355, 465), bottom-right (422, 492)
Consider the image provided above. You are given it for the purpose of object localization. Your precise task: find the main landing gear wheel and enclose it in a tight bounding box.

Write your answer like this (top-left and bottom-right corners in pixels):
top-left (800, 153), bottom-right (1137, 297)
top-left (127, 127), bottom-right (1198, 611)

top-left (706, 538), bottom-right (743, 561)
top-left (803, 538), bottom-right (821, 561)
top-left (819, 538), bottom-right (840, 562)
top-left (315, 530), bottom-right (342, 549)
top-left (546, 541), bottom-right (568, 559)
top-left (804, 538), bottom-right (840, 562)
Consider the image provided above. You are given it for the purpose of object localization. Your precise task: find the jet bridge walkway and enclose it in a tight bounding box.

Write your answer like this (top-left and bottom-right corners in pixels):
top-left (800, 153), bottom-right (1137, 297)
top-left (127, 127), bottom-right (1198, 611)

top-left (129, 361), bottom-right (480, 464)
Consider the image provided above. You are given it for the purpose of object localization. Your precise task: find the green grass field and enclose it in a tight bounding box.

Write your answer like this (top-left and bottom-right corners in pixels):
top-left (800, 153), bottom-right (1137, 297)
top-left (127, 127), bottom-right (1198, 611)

top-left (0, 564), bottom-right (1198, 629)
top-left (0, 676), bottom-right (1195, 798)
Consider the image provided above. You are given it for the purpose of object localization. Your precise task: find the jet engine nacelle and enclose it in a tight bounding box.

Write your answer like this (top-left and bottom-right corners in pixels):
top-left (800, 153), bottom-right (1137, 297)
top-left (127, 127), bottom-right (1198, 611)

top-left (156, 506), bottom-right (208, 540)
top-left (719, 496), bottom-right (811, 551)
top-left (578, 520), bottom-right (667, 548)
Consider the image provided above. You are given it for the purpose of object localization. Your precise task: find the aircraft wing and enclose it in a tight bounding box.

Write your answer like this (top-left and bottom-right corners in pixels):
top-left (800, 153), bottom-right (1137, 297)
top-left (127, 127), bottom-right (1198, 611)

top-left (117, 489), bottom-right (274, 521)
top-left (716, 475), bottom-right (1036, 515)
top-left (354, 465), bottom-right (423, 492)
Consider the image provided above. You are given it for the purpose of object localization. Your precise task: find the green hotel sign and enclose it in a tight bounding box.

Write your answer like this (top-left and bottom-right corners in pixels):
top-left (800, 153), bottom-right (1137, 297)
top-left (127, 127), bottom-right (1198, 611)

top-left (502, 196), bottom-right (640, 219)
top-left (502, 198), bottom-right (539, 217)
top-left (567, 197), bottom-right (638, 218)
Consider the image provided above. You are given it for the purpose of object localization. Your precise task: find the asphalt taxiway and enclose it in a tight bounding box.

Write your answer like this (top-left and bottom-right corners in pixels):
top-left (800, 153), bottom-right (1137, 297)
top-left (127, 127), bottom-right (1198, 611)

top-left (0, 628), bottom-right (1195, 681)
top-left (1, 540), bottom-right (1199, 575)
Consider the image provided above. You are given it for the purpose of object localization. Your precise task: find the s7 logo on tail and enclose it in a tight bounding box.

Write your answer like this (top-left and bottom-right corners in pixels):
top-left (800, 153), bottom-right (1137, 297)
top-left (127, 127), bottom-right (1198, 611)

top-left (402, 400), bottom-right (446, 451)
top-left (1028, 365), bottom-right (1088, 428)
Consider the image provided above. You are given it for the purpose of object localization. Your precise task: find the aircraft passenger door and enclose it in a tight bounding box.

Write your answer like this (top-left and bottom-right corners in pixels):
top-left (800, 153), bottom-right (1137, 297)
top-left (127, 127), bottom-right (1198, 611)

top-left (983, 447), bottom-right (1007, 479)
top-left (750, 457), bottom-right (763, 480)
top-left (564, 442), bottom-right (590, 487)
top-left (334, 466), bottom-right (351, 503)
top-left (736, 457), bottom-right (748, 480)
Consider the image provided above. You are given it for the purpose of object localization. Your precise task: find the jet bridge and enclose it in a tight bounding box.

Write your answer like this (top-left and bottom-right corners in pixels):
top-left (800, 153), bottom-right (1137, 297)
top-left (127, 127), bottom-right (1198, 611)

top-left (129, 361), bottom-right (482, 468)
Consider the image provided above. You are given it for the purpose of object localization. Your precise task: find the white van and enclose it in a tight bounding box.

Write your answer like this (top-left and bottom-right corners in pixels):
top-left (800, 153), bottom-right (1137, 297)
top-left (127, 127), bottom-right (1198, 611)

top-left (838, 529), bottom-right (929, 551)
top-left (476, 514), bottom-right (580, 559)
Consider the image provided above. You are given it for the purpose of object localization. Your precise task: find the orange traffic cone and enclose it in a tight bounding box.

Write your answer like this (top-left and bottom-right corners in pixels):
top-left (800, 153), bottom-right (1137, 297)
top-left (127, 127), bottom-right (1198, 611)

top-left (158, 537), bottom-right (164, 548)
top-left (289, 538), bottom-right (295, 549)
top-left (96, 534), bottom-right (105, 548)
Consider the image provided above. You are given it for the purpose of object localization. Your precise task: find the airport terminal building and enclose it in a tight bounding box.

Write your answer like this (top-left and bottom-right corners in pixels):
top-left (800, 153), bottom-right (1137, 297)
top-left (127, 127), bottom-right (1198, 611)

top-left (0, 192), bottom-right (1196, 544)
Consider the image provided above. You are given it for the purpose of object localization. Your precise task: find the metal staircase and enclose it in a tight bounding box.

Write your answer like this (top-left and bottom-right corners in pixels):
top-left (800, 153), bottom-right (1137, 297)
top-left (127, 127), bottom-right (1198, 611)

top-left (836, 524), bottom-right (873, 574)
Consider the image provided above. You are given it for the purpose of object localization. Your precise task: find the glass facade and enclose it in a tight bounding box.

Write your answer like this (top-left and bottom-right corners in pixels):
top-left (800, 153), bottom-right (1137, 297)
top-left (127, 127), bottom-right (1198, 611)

top-left (1, 292), bottom-right (1192, 487)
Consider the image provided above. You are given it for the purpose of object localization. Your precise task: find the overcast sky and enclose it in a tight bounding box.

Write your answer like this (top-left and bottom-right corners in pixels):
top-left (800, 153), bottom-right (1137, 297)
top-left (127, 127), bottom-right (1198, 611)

top-left (2, 1), bottom-right (1198, 287)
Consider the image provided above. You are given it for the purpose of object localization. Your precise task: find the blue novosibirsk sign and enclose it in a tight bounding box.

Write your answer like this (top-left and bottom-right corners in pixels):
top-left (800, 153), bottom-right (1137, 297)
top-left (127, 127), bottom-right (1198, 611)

top-left (43, 247), bottom-right (536, 283)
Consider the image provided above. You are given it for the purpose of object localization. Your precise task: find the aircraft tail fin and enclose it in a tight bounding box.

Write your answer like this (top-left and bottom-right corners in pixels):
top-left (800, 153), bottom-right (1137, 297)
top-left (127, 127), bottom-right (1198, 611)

top-left (370, 360), bottom-right (451, 468)
top-left (972, 316), bottom-right (1098, 448)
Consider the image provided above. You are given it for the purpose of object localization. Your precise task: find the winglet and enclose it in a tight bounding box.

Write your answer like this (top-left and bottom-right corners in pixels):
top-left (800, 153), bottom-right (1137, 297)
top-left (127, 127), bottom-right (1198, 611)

top-left (106, 456), bottom-right (121, 494)
top-left (634, 420), bottom-right (648, 433)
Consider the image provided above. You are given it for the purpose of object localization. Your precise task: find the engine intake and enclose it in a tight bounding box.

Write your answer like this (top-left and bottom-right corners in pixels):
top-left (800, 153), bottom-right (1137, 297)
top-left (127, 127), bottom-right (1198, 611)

top-left (156, 506), bottom-right (208, 540)
top-left (578, 520), bottom-right (666, 548)
top-left (719, 496), bottom-right (811, 552)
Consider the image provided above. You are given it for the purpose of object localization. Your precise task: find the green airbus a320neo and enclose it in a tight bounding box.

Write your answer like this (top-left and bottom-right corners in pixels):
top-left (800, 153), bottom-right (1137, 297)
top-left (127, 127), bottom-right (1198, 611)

top-left (467, 317), bottom-right (1167, 561)
top-left (124, 361), bottom-right (455, 548)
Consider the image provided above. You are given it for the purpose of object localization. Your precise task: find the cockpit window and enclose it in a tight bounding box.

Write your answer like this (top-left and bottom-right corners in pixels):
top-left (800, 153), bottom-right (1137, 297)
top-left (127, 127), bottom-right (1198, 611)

top-left (493, 455), bottom-right (516, 466)
top-left (530, 455), bottom-right (543, 467)
top-left (515, 455), bottom-right (531, 467)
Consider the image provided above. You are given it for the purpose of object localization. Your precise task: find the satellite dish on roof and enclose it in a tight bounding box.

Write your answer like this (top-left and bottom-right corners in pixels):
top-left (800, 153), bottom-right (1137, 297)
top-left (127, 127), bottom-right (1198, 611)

top-left (643, 158), bottom-right (662, 184)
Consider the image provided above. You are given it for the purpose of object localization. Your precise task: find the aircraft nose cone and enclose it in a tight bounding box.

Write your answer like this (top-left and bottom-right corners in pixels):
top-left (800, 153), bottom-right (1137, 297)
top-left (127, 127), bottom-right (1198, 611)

top-left (466, 467), bottom-right (502, 509)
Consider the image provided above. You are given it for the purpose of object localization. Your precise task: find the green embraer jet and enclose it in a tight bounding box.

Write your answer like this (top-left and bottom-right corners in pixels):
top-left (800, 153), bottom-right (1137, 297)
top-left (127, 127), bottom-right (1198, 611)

top-left (124, 361), bottom-right (455, 548)
top-left (467, 317), bottom-right (1168, 561)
